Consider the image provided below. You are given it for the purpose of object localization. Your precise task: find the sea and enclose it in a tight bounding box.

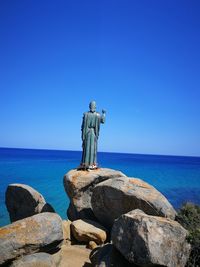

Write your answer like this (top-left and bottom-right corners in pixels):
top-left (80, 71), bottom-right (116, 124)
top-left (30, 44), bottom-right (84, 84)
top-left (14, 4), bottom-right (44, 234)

top-left (0, 147), bottom-right (200, 227)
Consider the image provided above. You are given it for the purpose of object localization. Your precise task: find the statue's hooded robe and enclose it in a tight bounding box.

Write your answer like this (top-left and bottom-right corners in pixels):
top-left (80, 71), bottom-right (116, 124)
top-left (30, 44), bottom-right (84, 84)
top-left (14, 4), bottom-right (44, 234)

top-left (81, 111), bottom-right (103, 167)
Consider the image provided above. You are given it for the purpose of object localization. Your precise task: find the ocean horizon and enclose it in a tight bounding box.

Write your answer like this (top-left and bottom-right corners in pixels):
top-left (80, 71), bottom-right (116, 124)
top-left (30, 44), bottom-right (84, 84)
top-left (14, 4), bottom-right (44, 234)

top-left (0, 147), bottom-right (200, 227)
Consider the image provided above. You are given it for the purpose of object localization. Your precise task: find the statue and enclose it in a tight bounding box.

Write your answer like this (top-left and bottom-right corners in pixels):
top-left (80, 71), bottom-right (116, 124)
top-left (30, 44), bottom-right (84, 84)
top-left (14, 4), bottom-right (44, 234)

top-left (79, 101), bottom-right (106, 170)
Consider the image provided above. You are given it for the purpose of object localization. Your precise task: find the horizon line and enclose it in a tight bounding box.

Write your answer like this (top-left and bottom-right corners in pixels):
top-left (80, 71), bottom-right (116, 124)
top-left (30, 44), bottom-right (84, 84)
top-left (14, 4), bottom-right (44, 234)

top-left (0, 146), bottom-right (200, 159)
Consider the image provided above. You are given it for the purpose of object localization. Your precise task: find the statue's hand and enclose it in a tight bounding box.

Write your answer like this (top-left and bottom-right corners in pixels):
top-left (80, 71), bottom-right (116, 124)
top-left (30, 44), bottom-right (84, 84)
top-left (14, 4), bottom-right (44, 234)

top-left (102, 109), bottom-right (106, 114)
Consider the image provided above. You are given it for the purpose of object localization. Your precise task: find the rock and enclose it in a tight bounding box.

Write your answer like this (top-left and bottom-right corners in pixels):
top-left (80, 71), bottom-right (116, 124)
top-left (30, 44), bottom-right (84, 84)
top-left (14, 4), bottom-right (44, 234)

top-left (10, 253), bottom-right (56, 267)
top-left (0, 212), bottom-right (63, 265)
top-left (51, 249), bottom-right (62, 267)
top-left (58, 243), bottom-right (91, 267)
top-left (111, 209), bottom-right (191, 267)
top-left (91, 176), bottom-right (176, 228)
top-left (88, 241), bottom-right (98, 250)
top-left (90, 243), bottom-right (134, 267)
top-left (71, 219), bottom-right (107, 245)
top-left (62, 220), bottom-right (71, 241)
top-left (6, 183), bottom-right (55, 222)
top-left (63, 168), bottom-right (126, 221)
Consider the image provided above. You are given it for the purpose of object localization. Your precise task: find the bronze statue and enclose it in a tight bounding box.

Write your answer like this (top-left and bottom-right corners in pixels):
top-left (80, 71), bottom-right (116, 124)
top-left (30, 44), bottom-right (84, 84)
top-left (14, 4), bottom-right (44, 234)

top-left (79, 101), bottom-right (106, 170)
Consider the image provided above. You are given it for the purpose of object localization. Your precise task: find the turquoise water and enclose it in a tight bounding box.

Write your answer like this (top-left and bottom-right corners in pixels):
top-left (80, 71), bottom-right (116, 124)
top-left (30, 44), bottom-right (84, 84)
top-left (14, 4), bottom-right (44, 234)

top-left (0, 147), bottom-right (200, 227)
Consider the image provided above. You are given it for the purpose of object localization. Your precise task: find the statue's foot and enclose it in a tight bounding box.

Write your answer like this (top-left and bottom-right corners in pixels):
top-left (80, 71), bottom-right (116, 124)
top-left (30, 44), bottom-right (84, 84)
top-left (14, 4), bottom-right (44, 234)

top-left (77, 164), bottom-right (87, 170)
top-left (88, 164), bottom-right (98, 170)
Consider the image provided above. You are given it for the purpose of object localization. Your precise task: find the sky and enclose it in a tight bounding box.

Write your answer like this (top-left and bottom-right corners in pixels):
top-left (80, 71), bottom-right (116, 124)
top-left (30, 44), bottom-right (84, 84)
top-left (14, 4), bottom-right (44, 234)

top-left (0, 0), bottom-right (200, 156)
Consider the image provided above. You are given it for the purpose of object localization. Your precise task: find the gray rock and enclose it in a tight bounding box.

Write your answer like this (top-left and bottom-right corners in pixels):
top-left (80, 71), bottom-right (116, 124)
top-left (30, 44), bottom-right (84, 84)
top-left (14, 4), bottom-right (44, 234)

top-left (71, 219), bottom-right (107, 245)
top-left (6, 183), bottom-right (55, 222)
top-left (90, 243), bottom-right (134, 267)
top-left (0, 212), bottom-right (63, 265)
top-left (91, 176), bottom-right (176, 228)
top-left (63, 168), bottom-right (126, 221)
top-left (111, 209), bottom-right (191, 267)
top-left (10, 253), bottom-right (56, 267)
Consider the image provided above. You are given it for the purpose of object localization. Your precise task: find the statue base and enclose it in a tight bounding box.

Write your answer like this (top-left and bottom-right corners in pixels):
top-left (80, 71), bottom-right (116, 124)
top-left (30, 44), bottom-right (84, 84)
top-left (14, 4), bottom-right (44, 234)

top-left (77, 163), bottom-right (98, 171)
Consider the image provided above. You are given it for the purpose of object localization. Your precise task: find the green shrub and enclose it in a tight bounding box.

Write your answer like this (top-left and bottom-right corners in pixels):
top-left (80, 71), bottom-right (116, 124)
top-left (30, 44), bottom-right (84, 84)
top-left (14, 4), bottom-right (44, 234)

top-left (177, 202), bottom-right (200, 267)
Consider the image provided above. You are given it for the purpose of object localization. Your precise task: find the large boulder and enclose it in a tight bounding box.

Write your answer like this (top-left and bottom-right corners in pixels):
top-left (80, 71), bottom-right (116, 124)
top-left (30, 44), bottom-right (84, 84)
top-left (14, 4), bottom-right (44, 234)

top-left (6, 183), bottom-right (55, 222)
top-left (0, 212), bottom-right (63, 265)
top-left (10, 253), bottom-right (56, 267)
top-left (90, 243), bottom-right (135, 267)
top-left (63, 168), bottom-right (126, 221)
top-left (91, 176), bottom-right (176, 228)
top-left (111, 209), bottom-right (191, 267)
top-left (71, 219), bottom-right (107, 245)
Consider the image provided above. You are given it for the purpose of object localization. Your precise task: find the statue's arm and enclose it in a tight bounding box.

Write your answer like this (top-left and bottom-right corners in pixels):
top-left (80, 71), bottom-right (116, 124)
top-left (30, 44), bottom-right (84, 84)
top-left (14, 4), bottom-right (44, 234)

top-left (101, 109), bottom-right (106, 124)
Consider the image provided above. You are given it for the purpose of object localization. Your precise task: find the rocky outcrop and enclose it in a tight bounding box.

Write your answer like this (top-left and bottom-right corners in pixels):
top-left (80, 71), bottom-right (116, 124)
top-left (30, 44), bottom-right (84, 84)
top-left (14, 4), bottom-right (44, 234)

top-left (6, 183), bottom-right (55, 222)
top-left (63, 168), bottom-right (126, 221)
top-left (111, 209), bottom-right (191, 267)
top-left (91, 176), bottom-right (176, 228)
top-left (10, 253), bottom-right (56, 267)
top-left (90, 244), bottom-right (135, 267)
top-left (0, 212), bottom-right (63, 265)
top-left (71, 219), bottom-right (107, 245)
top-left (2, 168), bottom-right (190, 267)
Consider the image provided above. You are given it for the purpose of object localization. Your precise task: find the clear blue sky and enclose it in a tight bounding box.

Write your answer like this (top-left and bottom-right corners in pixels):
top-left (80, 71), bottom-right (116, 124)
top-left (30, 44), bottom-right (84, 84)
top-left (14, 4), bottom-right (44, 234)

top-left (0, 0), bottom-right (200, 156)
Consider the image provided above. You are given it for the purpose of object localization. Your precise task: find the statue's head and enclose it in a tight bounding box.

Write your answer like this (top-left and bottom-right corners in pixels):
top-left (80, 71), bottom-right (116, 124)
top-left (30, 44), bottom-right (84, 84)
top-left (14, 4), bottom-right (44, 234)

top-left (89, 101), bottom-right (96, 113)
